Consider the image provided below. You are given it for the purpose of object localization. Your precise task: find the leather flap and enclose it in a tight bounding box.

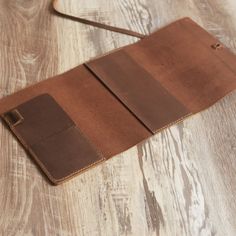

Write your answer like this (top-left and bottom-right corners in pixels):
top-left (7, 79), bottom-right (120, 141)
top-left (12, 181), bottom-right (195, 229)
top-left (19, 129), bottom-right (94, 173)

top-left (86, 18), bottom-right (236, 133)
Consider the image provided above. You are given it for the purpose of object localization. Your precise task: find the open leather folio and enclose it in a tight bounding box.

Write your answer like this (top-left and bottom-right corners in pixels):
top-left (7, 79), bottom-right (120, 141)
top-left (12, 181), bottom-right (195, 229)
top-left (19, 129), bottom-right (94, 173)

top-left (0, 2), bottom-right (236, 185)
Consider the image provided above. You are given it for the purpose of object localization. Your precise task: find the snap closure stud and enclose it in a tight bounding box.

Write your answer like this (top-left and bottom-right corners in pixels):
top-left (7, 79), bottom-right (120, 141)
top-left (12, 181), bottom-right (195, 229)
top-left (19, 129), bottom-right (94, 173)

top-left (211, 43), bottom-right (223, 50)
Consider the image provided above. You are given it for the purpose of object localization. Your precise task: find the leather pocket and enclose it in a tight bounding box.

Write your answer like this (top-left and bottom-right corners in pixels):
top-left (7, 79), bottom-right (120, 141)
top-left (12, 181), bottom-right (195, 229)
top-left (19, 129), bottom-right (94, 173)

top-left (1, 94), bottom-right (104, 184)
top-left (86, 51), bottom-right (190, 133)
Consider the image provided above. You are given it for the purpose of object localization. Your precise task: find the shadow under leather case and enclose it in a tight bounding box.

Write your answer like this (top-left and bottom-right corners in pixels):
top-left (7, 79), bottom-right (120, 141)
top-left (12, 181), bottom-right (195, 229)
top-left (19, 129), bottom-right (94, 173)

top-left (1, 18), bottom-right (236, 184)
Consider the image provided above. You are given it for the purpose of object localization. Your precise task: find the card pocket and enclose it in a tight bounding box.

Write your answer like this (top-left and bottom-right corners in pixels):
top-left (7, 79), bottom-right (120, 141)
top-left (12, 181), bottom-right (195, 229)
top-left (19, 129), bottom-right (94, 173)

top-left (1, 94), bottom-right (104, 184)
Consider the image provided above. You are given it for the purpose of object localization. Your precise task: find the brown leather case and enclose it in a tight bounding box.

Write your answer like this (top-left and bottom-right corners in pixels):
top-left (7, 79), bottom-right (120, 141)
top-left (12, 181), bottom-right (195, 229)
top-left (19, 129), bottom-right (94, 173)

top-left (1, 18), bottom-right (236, 184)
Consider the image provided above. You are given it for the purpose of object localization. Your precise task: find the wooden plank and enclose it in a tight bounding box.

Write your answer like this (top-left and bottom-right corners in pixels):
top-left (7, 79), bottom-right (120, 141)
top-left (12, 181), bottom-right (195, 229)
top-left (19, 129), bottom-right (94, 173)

top-left (0, 0), bottom-right (236, 235)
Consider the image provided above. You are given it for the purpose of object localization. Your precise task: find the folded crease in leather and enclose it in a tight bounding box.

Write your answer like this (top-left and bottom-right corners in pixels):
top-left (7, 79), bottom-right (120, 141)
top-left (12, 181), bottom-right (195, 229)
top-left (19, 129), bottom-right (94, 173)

top-left (0, 3), bottom-right (236, 184)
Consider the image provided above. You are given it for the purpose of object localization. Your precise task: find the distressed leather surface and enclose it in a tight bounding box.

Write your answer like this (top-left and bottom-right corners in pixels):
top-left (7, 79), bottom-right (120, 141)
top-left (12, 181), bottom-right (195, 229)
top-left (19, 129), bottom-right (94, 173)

top-left (86, 18), bottom-right (236, 132)
top-left (1, 18), bottom-right (236, 184)
top-left (2, 94), bottom-right (105, 184)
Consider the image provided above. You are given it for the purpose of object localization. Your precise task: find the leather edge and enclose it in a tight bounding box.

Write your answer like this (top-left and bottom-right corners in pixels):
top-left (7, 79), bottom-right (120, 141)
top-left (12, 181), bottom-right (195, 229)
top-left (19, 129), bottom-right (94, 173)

top-left (0, 93), bottom-right (106, 185)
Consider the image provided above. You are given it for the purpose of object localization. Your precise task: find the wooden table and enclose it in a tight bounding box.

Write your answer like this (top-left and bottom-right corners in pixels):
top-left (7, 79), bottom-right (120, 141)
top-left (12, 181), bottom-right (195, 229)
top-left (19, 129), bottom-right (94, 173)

top-left (0, 0), bottom-right (236, 235)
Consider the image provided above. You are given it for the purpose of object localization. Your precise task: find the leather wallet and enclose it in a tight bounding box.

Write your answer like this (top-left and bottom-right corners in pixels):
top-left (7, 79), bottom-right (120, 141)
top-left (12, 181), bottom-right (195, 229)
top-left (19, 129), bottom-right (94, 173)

top-left (0, 15), bottom-right (236, 184)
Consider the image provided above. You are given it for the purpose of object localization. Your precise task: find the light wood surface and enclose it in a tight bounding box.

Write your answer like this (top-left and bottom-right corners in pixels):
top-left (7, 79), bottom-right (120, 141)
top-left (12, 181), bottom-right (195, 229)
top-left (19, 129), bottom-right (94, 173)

top-left (0, 0), bottom-right (236, 235)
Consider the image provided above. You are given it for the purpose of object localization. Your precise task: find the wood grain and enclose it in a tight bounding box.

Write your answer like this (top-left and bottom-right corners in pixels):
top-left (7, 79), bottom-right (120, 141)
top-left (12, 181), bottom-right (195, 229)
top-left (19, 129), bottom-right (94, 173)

top-left (0, 0), bottom-right (236, 235)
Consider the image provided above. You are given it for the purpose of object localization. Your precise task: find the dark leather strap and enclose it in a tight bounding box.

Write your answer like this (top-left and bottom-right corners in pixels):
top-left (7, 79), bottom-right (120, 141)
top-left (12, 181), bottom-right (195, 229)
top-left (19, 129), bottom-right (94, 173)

top-left (52, 0), bottom-right (146, 39)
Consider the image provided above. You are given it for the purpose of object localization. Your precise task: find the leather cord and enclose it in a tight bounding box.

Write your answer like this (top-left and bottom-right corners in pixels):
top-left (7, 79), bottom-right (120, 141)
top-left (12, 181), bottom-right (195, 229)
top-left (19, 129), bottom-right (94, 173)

top-left (52, 0), bottom-right (146, 39)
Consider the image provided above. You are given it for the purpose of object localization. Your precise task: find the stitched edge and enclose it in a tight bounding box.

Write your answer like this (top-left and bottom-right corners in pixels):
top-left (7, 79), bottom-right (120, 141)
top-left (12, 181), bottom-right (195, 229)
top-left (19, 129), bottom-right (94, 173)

top-left (28, 146), bottom-right (105, 185)
top-left (104, 112), bottom-right (194, 160)
top-left (153, 112), bottom-right (193, 134)
top-left (1, 111), bottom-right (106, 185)
top-left (2, 88), bottom-right (234, 184)
top-left (7, 124), bottom-right (106, 185)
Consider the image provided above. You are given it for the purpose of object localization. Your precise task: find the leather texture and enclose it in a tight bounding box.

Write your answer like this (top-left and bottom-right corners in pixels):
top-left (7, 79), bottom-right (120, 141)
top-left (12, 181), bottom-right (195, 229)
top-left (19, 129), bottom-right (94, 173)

top-left (86, 18), bottom-right (236, 133)
top-left (0, 18), bottom-right (236, 184)
top-left (2, 94), bottom-right (105, 184)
